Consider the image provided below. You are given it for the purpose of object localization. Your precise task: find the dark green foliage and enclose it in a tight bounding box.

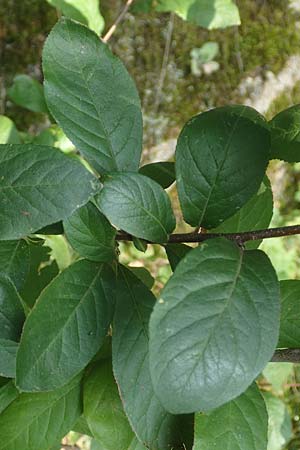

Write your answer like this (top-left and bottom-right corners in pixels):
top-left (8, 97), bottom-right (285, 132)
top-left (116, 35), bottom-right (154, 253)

top-left (1, 13), bottom-right (300, 450)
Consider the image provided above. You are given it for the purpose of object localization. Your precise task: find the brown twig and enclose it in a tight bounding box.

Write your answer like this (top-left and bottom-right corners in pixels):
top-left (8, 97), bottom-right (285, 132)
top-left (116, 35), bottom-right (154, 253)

top-left (116, 224), bottom-right (300, 244)
top-left (103, 0), bottom-right (135, 43)
top-left (153, 12), bottom-right (175, 113)
top-left (272, 349), bottom-right (300, 363)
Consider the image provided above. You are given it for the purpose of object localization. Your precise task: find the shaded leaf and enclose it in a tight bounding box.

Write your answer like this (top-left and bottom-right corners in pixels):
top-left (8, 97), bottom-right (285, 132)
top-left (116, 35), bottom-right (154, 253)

top-left (193, 383), bottom-right (268, 450)
top-left (132, 237), bottom-right (148, 253)
top-left (0, 144), bottom-right (100, 240)
top-left (212, 176), bottom-right (273, 249)
top-left (0, 375), bottom-right (81, 450)
top-left (278, 280), bottom-right (300, 348)
top-left (64, 202), bottom-right (116, 262)
top-left (0, 381), bottom-right (19, 414)
top-left (43, 18), bottom-right (143, 175)
top-left (149, 238), bottom-right (280, 413)
top-left (0, 116), bottom-right (21, 144)
top-left (0, 340), bottom-right (18, 378)
top-left (139, 162), bottom-right (176, 189)
top-left (113, 266), bottom-right (192, 449)
top-left (0, 276), bottom-right (25, 341)
top-left (97, 172), bottom-right (175, 243)
top-left (175, 105), bottom-right (270, 228)
top-left (8, 75), bottom-right (48, 113)
top-left (165, 243), bottom-right (192, 271)
top-left (20, 239), bottom-right (59, 308)
top-left (0, 240), bottom-right (30, 290)
top-left (16, 260), bottom-right (115, 391)
top-left (84, 360), bottom-right (135, 450)
top-left (269, 105), bottom-right (300, 162)
top-left (128, 266), bottom-right (154, 289)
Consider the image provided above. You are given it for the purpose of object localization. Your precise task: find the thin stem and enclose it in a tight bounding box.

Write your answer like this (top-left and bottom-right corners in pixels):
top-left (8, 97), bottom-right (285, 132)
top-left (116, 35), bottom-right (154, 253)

top-left (272, 349), bottom-right (300, 363)
top-left (153, 13), bottom-right (175, 113)
top-left (103, 0), bottom-right (134, 43)
top-left (116, 224), bottom-right (300, 244)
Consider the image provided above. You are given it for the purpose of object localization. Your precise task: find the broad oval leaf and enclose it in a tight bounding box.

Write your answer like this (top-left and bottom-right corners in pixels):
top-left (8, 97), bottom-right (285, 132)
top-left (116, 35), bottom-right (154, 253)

top-left (8, 74), bottom-right (48, 113)
top-left (269, 105), bottom-right (300, 162)
top-left (149, 238), bottom-right (280, 413)
top-left (0, 240), bottom-right (30, 290)
top-left (16, 260), bottom-right (115, 392)
top-left (193, 383), bottom-right (268, 450)
top-left (156, 0), bottom-right (241, 29)
top-left (43, 18), bottom-right (143, 175)
top-left (0, 276), bottom-right (24, 341)
top-left (278, 280), bottom-right (300, 348)
top-left (0, 339), bottom-right (18, 378)
top-left (0, 375), bottom-right (81, 450)
top-left (46, 0), bottom-right (105, 34)
top-left (0, 144), bottom-right (100, 240)
top-left (97, 173), bottom-right (176, 243)
top-left (113, 266), bottom-right (192, 450)
top-left (175, 106), bottom-right (270, 228)
top-left (64, 202), bottom-right (117, 262)
top-left (139, 162), bottom-right (176, 189)
top-left (212, 176), bottom-right (273, 250)
top-left (84, 360), bottom-right (135, 450)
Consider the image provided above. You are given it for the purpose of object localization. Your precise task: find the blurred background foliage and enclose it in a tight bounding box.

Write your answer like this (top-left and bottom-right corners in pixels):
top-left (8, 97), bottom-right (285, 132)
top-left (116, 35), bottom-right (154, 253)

top-left (2, 0), bottom-right (300, 448)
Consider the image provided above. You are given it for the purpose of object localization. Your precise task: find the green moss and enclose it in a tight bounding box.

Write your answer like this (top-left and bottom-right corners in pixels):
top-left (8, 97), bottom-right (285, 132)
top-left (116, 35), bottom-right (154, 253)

top-left (110, 0), bottom-right (300, 144)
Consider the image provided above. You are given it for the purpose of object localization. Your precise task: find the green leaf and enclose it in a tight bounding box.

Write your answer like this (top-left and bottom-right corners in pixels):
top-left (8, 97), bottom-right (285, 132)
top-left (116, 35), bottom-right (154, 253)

top-left (8, 75), bottom-right (48, 113)
top-left (156, 0), bottom-right (241, 29)
top-left (193, 383), bottom-right (268, 450)
top-left (36, 221), bottom-right (64, 235)
top-left (46, 0), bottom-right (105, 34)
top-left (0, 375), bottom-right (82, 450)
top-left (132, 237), bottom-right (148, 253)
top-left (97, 173), bottom-right (176, 243)
top-left (212, 176), bottom-right (273, 249)
top-left (0, 276), bottom-right (25, 341)
top-left (269, 105), bottom-right (300, 162)
top-left (278, 280), bottom-right (300, 347)
top-left (0, 116), bottom-right (21, 144)
top-left (64, 202), bottom-right (116, 262)
top-left (33, 125), bottom-right (75, 154)
top-left (0, 340), bottom-right (18, 378)
top-left (0, 381), bottom-right (18, 414)
top-left (16, 260), bottom-right (115, 391)
top-left (84, 360), bottom-right (135, 450)
top-left (175, 106), bottom-right (270, 228)
top-left (139, 162), bottom-right (176, 189)
top-left (165, 243), bottom-right (192, 271)
top-left (0, 240), bottom-right (30, 290)
top-left (43, 18), bottom-right (143, 175)
top-left (263, 362), bottom-right (294, 393)
top-left (263, 392), bottom-right (293, 450)
top-left (20, 239), bottom-right (59, 308)
top-left (128, 266), bottom-right (154, 289)
top-left (0, 144), bottom-right (100, 240)
top-left (73, 415), bottom-right (93, 436)
top-left (131, 0), bottom-right (153, 13)
top-left (113, 266), bottom-right (191, 450)
top-left (149, 238), bottom-right (280, 413)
